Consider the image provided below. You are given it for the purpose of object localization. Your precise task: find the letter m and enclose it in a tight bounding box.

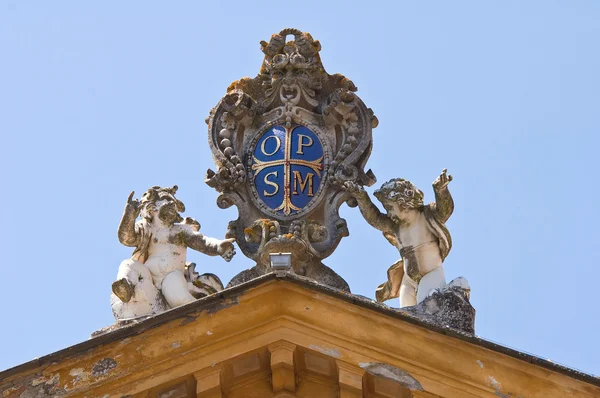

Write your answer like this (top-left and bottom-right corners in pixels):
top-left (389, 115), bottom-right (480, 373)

top-left (292, 171), bottom-right (314, 197)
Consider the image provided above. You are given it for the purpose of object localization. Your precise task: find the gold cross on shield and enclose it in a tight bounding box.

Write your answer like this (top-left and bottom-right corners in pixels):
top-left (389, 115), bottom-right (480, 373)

top-left (252, 126), bottom-right (323, 215)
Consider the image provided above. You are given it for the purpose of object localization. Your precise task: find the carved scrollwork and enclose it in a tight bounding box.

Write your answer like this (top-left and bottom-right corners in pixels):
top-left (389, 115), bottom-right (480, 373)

top-left (324, 88), bottom-right (377, 190)
top-left (206, 29), bottom-right (378, 292)
top-left (215, 192), bottom-right (236, 210)
top-left (205, 91), bottom-right (257, 192)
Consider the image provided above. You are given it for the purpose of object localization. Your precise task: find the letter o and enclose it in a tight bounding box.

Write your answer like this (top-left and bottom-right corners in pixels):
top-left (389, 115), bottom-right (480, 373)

top-left (260, 135), bottom-right (281, 157)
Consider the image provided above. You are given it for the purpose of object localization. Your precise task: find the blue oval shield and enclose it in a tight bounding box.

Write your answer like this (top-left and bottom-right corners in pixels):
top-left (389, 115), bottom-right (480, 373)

top-left (252, 125), bottom-right (324, 215)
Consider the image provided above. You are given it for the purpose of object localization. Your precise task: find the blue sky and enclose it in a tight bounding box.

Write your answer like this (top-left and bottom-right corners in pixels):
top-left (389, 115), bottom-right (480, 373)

top-left (1, 1), bottom-right (599, 376)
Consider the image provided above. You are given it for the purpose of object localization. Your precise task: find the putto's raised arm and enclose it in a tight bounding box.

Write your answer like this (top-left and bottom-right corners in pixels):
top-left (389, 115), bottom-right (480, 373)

top-left (344, 182), bottom-right (396, 235)
top-left (117, 191), bottom-right (141, 247)
top-left (431, 169), bottom-right (454, 223)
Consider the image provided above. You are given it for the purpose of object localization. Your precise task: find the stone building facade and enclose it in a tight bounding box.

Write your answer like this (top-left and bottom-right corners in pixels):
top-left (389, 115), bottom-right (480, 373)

top-left (1, 273), bottom-right (599, 397)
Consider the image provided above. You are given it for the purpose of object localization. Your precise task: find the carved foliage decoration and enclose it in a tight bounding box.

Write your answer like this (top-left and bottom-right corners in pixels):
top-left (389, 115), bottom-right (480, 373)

top-left (206, 29), bottom-right (378, 286)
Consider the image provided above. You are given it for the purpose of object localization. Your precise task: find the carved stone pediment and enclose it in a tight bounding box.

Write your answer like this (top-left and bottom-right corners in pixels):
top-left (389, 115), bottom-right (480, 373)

top-left (206, 28), bottom-right (378, 291)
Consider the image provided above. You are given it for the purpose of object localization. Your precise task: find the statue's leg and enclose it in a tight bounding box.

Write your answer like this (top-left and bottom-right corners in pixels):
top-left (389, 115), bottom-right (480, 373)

top-left (162, 270), bottom-right (197, 308)
top-left (112, 259), bottom-right (141, 303)
top-left (399, 274), bottom-right (417, 308)
top-left (416, 267), bottom-right (446, 304)
top-left (111, 261), bottom-right (161, 319)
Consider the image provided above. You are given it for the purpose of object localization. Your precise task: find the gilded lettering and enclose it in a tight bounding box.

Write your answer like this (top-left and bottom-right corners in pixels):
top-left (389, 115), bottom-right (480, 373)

top-left (296, 134), bottom-right (313, 155)
top-left (292, 171), bottom-right (314, 196)
top-left (261, 135), bottom-right (281, 156)
top-left (263, 171), bottom-right (279, 197)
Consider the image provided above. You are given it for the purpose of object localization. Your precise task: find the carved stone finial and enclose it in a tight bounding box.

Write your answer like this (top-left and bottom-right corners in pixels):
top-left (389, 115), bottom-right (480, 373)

top-left (206, 29), bottom-right (378, 292)
top-left (110, 186), bottom-right (235, 321)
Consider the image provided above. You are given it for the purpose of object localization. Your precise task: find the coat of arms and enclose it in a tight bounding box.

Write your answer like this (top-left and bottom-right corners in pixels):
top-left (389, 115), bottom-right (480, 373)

top-left (205, 29), bottom-right (378, 291)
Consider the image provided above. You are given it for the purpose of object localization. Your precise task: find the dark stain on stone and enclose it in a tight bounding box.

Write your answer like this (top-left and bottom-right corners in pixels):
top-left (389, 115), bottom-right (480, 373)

top-left (400, 246), bottom-right (421, 282)
top-left (2, 373), bottom-right (66, 398)
top-left (92, 358), bottom-right (117, 377)
top-left (1, 385), bottom-right (26, 398)
top-left (179, 315), bottom-right (199, 326)
top-left (179, 296), bottom-right (239, 326)
top-left (43, 384), bottom-right (66, 396)
top-left (205, 296), bottom-right (239, 314)
top-left (168, 231), bottom-right (187, 246)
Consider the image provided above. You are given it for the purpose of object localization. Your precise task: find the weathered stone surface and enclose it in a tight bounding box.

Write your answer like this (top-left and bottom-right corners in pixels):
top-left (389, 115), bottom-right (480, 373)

top-left (91, 316), bottom-right (151, 337)
top-left (226, 266), bottom-right (264, 288)
top-left (400, 279), bottom-right (475, 334)
top-left (228, 261), bottom-right (350, 292)
top-left (5, 274), bottom-right (593, 398)
top-left (205, 28), bottom-right (377, 291)
top-left (111, 186), bottom-right (235, 321)
top-left (346, 169), bottom-right (458, 308)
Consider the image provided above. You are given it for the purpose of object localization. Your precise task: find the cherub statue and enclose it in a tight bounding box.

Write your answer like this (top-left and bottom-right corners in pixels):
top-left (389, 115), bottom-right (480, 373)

top-left (111, 185), bottom-right (236, 320)
top-left (344, 169), bottom-right (454, 307)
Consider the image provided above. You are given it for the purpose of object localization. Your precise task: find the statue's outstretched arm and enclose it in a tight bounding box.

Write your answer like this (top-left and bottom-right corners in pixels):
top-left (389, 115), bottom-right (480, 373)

top-left (118, 191), bottom-right (141, 247)
top-left (344, 182), bottom-right (396, 235)
top-left (184, 231), bottom-right (236, 262)
top-left (183, 232), bottom-right (220, 256)
top-left (431, 169), bottom-right (454, 223)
